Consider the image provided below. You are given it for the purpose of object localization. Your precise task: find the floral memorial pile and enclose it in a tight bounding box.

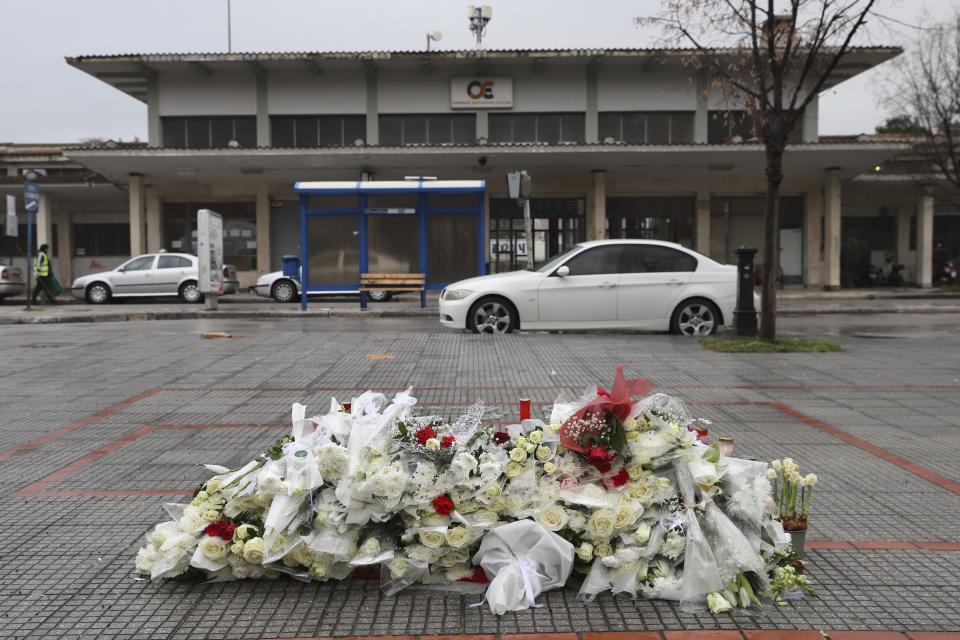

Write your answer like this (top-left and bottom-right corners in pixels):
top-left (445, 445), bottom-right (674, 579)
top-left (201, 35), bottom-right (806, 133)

top-left (136, 367), bottom-right (813, 613)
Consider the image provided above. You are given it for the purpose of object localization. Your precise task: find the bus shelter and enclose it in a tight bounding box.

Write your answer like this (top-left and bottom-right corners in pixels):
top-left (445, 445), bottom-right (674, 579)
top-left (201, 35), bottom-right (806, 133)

top-left (293, 180), bottom-right (487, 311)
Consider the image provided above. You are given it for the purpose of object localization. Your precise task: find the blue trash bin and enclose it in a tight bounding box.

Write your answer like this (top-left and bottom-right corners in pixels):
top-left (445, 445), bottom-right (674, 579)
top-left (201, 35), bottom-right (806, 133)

top-left (281, 255), bottom-right (300, 279)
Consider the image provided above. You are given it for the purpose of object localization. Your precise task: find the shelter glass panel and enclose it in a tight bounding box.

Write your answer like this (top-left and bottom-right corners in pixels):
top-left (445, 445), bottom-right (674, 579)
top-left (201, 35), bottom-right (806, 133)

top-left (427, 214), bottom-right (477, 283)
top-left (307, 215), bottom-right (359, 285)
top-left (368, 215), bottom-right (420, 274)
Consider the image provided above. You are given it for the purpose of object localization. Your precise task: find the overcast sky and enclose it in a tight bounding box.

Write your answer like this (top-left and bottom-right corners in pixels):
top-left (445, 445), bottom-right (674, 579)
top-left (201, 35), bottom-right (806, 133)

top-left (0, 0), bottom-right (956, 143)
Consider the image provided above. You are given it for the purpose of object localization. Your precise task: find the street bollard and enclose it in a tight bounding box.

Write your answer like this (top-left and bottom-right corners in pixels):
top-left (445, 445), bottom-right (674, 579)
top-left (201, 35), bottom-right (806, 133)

top-left (734, 246), bottom-right (758, 337)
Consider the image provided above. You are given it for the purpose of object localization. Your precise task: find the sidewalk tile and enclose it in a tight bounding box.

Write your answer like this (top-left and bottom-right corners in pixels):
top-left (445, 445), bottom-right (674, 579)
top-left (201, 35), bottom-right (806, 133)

top-left (829, 632), bottom-right (906, 640)
top-left (584, 633), bottom-right (663, 640)
top-left (743, 632), bottom-right (824, 640)
top-left (664, 631), bottom-right (745, 639)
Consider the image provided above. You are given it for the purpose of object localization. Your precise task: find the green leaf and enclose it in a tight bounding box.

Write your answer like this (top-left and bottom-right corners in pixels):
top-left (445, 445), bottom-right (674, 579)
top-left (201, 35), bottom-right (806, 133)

top-left (704, 443), bottom-right (721, 464)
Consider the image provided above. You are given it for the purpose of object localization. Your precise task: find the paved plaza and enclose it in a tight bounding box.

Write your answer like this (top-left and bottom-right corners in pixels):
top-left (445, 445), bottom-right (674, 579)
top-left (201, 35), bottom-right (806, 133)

top-left (0, 315), bottom-right (958, 639)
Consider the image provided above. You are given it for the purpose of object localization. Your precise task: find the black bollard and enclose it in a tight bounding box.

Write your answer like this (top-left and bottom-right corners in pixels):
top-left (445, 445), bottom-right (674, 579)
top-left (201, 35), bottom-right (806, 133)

top-left (734, 246), bottom-right (758, 337)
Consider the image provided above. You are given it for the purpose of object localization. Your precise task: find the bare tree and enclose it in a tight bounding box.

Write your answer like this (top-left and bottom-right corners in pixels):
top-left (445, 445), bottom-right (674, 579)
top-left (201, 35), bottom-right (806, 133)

top-left (642, 0), bottom-right (878, 340)
top-left (886, 14), bottom-right (960, 202)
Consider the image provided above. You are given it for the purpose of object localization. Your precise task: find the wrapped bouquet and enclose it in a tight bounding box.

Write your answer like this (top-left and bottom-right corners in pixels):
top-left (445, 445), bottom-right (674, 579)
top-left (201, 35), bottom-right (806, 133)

top-left (135, 367), bottom-right (808, 613)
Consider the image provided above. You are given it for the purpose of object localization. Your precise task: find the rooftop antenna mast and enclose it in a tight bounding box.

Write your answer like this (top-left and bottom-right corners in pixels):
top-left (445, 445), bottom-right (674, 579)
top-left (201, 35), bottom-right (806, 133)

top-left (468, 5), bottom-right (492, 49)
top-left (426, 31), bottom-right (442, 51)
top-left (227, 0), bottom-right (232, 53)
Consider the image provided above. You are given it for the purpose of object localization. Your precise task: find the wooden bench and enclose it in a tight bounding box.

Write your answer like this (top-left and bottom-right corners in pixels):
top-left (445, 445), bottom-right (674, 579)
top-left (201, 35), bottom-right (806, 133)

top-left (359, 273), bottom-right (426, 309)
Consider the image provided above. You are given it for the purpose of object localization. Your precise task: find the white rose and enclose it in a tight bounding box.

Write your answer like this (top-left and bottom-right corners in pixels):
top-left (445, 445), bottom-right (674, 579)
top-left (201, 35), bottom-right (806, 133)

top-left (473, 510), bottom-right (498, 527)
top-left (615, 502), bottom-right (642, 529)
top-left (535, 445), bottom-right (551, 462)
top-left (595, 542), bottom-right (613, 558)
top-left (544, 462), bottom-right (557, 474)
top-left (585, 508), bottom-right (616, 540)
top-left (484, 483), bottom-right (502, 498)
top-left (515, 436), bottom-right (528, 448)
top-left (242, 537), bottom-right (265, 564)
top-left (135, 546), bottom-right (159, 573)
top-left (577, 542), bottom-right (594, 562)
top-left (479, 461), bottom-right (502, 479)
top-left (199, 535), bottom-right (230, 561)
top-left (529, 430), bottom-right (544, 444)
top-left (425, 438), bottom-right (440, 450)
top-left (388, 557), bottom-right (408, 578)
top-left (525, 443), bottom-right (537, 454)
top-left (534, 504), bottom-right (569, 531)
top-left (504, 461), bottom-right (524, 478)
top-left (509, 447), bottom-right (528, 463)
top-left (359, 537), bottom-right (381, 556)
top-left (635, 522), bottom-right (652, 544)
top-left (445, 527), bottom-right (471, 548)
top-left (418, 530), bottom-right (445, 548)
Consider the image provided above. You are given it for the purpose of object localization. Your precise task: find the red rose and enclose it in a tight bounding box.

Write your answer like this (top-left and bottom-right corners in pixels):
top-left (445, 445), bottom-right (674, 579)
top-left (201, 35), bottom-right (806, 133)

top-left (587, 446), bottom-right (610, 463)
top-left (432, 495), bottom-right (454, 516)
top-left (604, 468), bottom-right (630, 488)
top-left (595, 462), bottom-right (612, 473)
top-left (493, 431), bottom-right (510, 445)
top-left (415, 427), bottom-right (437, 445)
top-left (204, 520), bottom-right (237, 540)
top-left (441, 435), bottom-right (455, 448)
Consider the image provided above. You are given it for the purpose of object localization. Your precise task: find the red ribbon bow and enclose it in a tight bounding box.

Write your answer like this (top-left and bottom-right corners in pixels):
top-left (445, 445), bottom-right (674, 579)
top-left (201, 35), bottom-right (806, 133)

top-left (560, 364), bottom-right (652, 455)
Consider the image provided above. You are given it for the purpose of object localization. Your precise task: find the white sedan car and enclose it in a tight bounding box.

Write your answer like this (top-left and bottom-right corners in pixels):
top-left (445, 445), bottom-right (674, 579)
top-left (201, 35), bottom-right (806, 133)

top-left (440, 240), bottom-right (741, 335)
top-left (254, 271), bottom-right (391, 303)
top-left (70, 253), bottom-right (203, 304)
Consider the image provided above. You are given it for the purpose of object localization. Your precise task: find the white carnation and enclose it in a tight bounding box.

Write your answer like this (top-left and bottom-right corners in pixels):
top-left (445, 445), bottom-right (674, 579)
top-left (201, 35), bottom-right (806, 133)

top-left (314, 442), bottom-right (349, 481)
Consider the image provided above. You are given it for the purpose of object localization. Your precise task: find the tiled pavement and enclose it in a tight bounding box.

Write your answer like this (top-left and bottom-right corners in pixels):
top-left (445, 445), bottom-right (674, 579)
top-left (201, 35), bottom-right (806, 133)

top-left (0, 318), bottom-right (958, 639)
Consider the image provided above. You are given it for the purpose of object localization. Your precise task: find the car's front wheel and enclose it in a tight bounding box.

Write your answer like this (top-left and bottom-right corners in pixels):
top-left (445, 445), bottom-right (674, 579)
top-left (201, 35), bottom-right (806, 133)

top-left (467, 296), bottom-right (518, 334)
top-left (179, 281), bottom-right (202, 304)
top-left (670, 298), bottom-right (720, 336)
top-left (272, 279), bottom-right (297, 303)
top-left (86, 282), bottom-right (112, 304)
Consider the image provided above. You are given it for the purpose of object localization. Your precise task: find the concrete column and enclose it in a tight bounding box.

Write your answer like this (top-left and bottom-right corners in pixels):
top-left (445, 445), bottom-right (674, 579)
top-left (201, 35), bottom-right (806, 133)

top-left (365, 64), bottom-right (379, 145)
top-left (56, 208), bottom-right (72, 285)
top-left (146, 76), bottom-right (161, 147)
top-left (587, 170), bottom-right (607, 241)
top-left (896, 205), bottom-right (912, 283)
top-left (37, 192), bottom-right (53, 249)
top-left (693, 75), bottom-right (709, 144)
top-left (256, 71), bottom-right (270, 147)
top-left (823, 169), bottom-right (842, 289)
top-left (804, 187), bottom-right (823, 287)
top-left (585, 63), bottom-right (599, 143)
top-left (802, 95), bottom-right (819, 143)
top-left (129, 174), bottom-right (146, 255)
top-left (476, 111), bottom-right (489, 141)
top-left (145, 186), bottom-right (162, 253)
top-left (917, 187), bottom-right (935, 287)
top-left (256, 185), bottom-right (271, 274)
top-left (695, 191), bottom-right (711, 256)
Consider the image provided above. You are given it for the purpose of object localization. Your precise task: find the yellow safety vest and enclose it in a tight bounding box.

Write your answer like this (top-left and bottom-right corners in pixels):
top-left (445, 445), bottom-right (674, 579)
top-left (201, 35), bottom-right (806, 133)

top-left (34, 252), bottom-right (50, 277)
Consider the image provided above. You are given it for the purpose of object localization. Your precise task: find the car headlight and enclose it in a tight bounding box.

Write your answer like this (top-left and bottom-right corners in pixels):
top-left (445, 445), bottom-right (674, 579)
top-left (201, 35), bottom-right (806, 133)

top-left (443, 288), bottom-right (473, 301)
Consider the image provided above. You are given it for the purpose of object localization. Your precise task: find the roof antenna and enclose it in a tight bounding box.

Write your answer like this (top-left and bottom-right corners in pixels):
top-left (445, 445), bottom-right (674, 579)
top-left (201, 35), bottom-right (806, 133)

top-left (227, 0), bottom-right (232, 53)
top-left (468, 5), bottom-right (492, 49)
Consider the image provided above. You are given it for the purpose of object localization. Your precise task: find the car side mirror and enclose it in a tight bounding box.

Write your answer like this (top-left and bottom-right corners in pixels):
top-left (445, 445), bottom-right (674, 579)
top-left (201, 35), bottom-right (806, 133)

top-left (556, 265), bottom-right (570, 277)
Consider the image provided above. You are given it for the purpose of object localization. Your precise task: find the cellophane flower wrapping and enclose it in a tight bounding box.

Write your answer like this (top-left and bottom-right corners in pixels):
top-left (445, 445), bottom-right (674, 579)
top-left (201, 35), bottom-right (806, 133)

top-left (134, 367), bottom-right (801, 614)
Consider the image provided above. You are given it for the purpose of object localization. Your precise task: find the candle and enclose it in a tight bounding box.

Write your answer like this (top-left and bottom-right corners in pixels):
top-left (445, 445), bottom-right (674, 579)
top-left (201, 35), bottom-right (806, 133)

top-left (719, 436), bottom-right (734, 457)
top-left (519, 398), bottom-right (531, 421)
top-left (342, 402), bottom-right (352, 413)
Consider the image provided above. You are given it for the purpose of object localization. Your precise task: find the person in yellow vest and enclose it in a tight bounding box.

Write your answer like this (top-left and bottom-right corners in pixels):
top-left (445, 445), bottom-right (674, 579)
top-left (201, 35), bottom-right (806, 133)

top-left (31, 243), bottom-right (56, 305)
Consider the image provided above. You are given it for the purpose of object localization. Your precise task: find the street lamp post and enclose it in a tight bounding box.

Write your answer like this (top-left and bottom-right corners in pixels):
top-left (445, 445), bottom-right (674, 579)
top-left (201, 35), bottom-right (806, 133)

top-left (23, 171), bottom-right (40, 311)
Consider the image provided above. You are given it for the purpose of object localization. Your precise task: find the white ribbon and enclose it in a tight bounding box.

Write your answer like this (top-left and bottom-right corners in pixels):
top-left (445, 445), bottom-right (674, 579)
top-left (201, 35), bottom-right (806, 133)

top-left (470, 553), bottom-right (543, 610)
top-left (659, 512), bottom-right (685, 533)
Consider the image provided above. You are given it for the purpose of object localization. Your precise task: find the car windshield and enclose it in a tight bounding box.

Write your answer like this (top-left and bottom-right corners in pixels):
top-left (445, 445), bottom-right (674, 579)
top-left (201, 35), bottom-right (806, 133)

top-left (531, 245), bottom-right (583, 273)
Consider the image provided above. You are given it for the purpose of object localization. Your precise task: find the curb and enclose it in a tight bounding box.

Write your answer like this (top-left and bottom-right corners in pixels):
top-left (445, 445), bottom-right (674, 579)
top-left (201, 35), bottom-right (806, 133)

top-left (2, 305), bottom-right (959, 325)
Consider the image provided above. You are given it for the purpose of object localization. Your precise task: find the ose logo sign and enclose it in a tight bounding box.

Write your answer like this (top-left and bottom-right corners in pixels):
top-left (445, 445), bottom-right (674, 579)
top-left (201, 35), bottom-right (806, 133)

top-left (451, 77), bottom-right (513, 109)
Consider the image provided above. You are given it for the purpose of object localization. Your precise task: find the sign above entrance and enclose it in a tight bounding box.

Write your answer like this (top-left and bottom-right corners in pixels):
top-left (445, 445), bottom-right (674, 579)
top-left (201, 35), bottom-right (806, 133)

top-left (451, 77), bottom-right (513, 109)
top-left (364, 207), bottom-right (416, 215)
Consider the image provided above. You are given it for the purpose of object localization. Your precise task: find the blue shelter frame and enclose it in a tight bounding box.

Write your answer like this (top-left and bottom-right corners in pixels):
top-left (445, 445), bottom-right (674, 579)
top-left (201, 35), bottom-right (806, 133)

top-left (292, 179), bottom-right (487, 311)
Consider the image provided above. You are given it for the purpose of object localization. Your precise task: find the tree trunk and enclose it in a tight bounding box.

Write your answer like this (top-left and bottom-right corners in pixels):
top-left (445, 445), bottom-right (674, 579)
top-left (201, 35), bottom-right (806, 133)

top-left (760, 141), bottom-right (785, 341)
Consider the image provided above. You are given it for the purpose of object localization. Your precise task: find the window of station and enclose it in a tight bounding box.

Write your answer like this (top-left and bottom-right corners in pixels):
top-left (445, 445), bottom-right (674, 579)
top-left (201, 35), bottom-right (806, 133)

top-left (378, 114), bottom-right (476, 145)
top-left (73, 223), bottom-right (130, 256)
top-left (489, 198), bottom-right (585, 272)
top-left (488, 113), bottom-right (585, 144)
top-left (270, 115), bottom-right (366, 147)
top-left (708, 111), bottom-right (803, 144)
top-left (598, 112), bottom-right (695, 144)
top-left (161, 116), bottom-right (257, 148)
top-left (163, 202), bottom-right (257, 270)
top-left (606, 197), bottom-right (695, 247)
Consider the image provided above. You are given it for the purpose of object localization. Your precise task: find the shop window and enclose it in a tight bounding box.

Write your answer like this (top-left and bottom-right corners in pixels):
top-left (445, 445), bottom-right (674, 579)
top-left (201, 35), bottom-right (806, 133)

top-left (161, 116), bottom-right (257, 148)
top-left (163, 202), bottom-right (257, 270)
top-left (73, 223), bottom-right (130, 256)
top-left (489, 113), bottom-right (585, 144)
top-left (270, 115), bottom-right (365, 147)
top-left (606, 197), bottom-right (695, 246)
top-left (599, 112), bottom-right (694, 144)
top-left (379, 114), bottom-right (476, 145)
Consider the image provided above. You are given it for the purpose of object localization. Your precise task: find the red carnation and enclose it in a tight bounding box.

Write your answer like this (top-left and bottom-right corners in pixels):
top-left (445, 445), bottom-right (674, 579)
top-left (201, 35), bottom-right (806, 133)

top-left (432, 495), bottom-right (454, 516)
top-left (595, 462), bottom-right (612, 474)
top-left (587, 446), bottom-right (609, 463)
top-left (440, 435), bottom-right (455, 448)
top-left (493, 431), bottom-right (510, 445)
top-left (204, 520), bottom-right (237, 540)
top-left (603, 468), bottom-right (630, 489)
top-left (415, 427), bottom-right (437, 445)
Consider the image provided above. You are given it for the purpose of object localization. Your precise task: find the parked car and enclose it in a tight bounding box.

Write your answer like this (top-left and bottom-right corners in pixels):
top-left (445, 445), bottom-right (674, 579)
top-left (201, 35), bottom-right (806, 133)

top-left (254, 271), bottom-right (392, 303)
top-left (222, 264), bottom-right (239, 294)
top-left (70, 253), bottom-right (203, 304)
top-left (0, 265), bottom-right (25, 300)
top-left (439, 240), bottom-right (748, 335)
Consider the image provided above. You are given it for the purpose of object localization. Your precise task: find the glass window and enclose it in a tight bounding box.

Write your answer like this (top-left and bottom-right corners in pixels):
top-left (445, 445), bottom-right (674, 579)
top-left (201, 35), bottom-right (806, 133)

top-left (379, 114), bottom-right (474, 145)
top-left (295, 117), bottom-right (318, 147)
top-left (670, 113), bottom-right (694, 144)
top-left (271, 115), bottom-right (366, 147)
top-left (622, 245), bottom-right (697, 273)
top-left (489, 113), bottom-right (583, 143)
top-left (538, 114), bottom-right (560, 142)
top-left (123, 255), bottom-right (155, 271)
top-left (73, 223), bottom-right (130, 256)
top-left (563, 245), bottom-right (622, 276)
top-left (210, 118), bottom-right (233, 147)
top-left (161, 117), bottom-right (256, 148)
top-left (646, 113), bottom-right (670, 144)
top-left (317, 117), bottom-right (341, 146)
top-left (560, 114), bottom-right (585, 142)
top-left (343, 116), bottom-right (366, 145)
top-left (158, 255), bottom-right (192, 269)
top-left (163, 202), bottom-right (257, 270)
top-left (379, 116), bottom-right (403, 145)
top-left (161, 119), bottom-right (186, 147)
top-left (234, 118), bottom-right (257, 146)
top-left (452, 115), bottom-right (475, 143)
top-left (186, 118), bottom-right (209, 147)
top-left (271, 118), bottom-right (295, 147)
top-left (599, 113), bottom-right (620, 141)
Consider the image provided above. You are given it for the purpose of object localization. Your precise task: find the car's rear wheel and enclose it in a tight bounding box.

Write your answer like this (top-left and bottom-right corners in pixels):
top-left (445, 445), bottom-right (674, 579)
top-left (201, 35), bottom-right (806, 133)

top-left (86, 282), bottom-right (111, 304)
top-left (670, 298), bottom-right (720, 336)
top-left (272, 279), bottom-right (297, 303)
top-left (367, 290), bottom-right (392, 303)
top-left (467, 296), bottom-right (517, 334)
top-left (179, 281), bottom-right (202, 304)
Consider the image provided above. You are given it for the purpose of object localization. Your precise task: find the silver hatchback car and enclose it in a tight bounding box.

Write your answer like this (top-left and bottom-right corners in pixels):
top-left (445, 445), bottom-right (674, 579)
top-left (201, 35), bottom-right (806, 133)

top-left (70, 253), bottom-right (202, 304)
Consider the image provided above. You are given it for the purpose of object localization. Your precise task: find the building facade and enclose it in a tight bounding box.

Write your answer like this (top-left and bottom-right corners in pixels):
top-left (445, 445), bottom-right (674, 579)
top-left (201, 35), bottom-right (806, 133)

top-left (4, 46), bottom-right (957, 290)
